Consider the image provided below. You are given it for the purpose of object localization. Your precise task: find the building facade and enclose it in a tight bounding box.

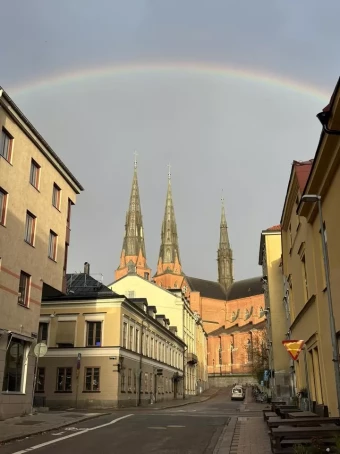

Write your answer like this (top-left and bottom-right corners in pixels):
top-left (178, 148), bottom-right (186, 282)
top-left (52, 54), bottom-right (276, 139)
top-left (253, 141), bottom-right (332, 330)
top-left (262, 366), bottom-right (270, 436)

top-left (0, 87), bottom-right (83, 419)
top-left (109, 274), bottom-right (208, 394)
top-left (259, 225), bottom-right (291, 397)
top-left (36, 270), bottom-right (185, 409)
top-left (207, 278), bottom-right (266, 382)
top-left (281, 78), bottom-right (340, 416)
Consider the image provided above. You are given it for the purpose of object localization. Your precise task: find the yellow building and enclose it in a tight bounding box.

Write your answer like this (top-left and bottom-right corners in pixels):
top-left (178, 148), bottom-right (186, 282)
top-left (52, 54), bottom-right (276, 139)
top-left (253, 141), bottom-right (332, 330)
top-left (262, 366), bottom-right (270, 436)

top-left (36, 267), bottom-right (185, 408)
top-left (259, 225), bottom-right (291, 397)
top-left (0, 87), bottom-right (83, 419)
top-left (109, 274), bottom-right (209, 395)
top-left (281, 77), bottom-right (340, 416)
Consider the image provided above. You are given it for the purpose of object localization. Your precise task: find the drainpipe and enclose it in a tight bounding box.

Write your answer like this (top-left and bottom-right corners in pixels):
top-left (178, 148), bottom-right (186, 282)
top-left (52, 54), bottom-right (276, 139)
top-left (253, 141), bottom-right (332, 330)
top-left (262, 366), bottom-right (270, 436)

top-left (316, 112), bottom-right (340, 136)
top-left (218, 335), bottom-right (222, 376)
top-left (138, 320), bottom-right (148, 406)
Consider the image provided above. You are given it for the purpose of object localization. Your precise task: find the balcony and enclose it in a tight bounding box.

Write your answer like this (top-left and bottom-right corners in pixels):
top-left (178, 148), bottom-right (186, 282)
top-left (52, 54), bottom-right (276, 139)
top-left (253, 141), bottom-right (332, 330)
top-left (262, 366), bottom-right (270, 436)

top-left (187, 353), bottom-right (198, 365)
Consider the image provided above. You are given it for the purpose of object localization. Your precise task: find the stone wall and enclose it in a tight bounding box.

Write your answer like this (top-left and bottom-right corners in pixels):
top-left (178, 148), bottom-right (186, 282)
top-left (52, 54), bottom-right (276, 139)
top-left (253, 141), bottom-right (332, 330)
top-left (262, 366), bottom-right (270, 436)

top-left (208, 374), bottom-right (257, 388)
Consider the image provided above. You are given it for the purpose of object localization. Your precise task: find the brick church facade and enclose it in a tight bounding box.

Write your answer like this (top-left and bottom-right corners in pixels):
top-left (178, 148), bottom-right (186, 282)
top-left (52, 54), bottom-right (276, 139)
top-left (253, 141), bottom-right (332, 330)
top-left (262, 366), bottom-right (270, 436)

top-left (114, 160), bottom-right (266, 378)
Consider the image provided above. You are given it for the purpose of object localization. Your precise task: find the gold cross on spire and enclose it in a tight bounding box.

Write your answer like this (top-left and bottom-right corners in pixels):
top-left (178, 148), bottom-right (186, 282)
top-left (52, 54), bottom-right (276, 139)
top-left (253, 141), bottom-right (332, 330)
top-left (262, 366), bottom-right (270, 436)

top-left (168, 163), bottom-right (171, 180)
top-left (134, 151), bottom-right (138, 169)
top-left (221, 189), bottom-right (224, 205)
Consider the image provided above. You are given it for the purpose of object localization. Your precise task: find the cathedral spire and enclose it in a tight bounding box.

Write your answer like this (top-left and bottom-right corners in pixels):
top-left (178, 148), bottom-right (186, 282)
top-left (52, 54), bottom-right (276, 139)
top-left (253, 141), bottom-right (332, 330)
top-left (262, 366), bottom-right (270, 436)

top-left (115, 154), bottom-right (151, 281)
top-left (153, 165), bottom-right (183, 288)
top-left (217, 194), bottom-right (233, 291)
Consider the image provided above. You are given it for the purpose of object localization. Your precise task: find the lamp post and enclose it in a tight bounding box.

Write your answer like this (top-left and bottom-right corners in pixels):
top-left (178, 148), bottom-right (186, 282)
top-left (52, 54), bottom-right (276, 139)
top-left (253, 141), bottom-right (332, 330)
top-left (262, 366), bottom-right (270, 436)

top-left (301, 194), bottom-right (340, 415)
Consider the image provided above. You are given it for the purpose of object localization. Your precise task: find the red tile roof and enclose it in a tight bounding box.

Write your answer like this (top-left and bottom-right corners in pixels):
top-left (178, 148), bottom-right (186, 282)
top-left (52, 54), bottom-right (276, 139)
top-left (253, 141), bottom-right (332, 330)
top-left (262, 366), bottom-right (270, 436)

top-left (266, 224), bottom-right (281, 231)
top-left (293, 160), bottom-right (314, 191)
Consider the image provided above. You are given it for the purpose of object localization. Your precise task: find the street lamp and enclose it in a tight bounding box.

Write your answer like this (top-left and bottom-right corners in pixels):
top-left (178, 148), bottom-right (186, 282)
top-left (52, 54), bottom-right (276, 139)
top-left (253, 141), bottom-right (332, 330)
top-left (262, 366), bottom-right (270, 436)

top-left (300, 194), bottom-right (340, 415)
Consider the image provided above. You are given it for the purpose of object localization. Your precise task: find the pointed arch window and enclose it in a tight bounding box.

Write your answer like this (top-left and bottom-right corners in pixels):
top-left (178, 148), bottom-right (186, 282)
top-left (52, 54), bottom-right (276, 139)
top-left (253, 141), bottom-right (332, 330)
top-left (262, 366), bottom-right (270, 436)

top-left (166, 248), bottom-right (171, 262)
top-left (127, 261), bottom-right (136, 274)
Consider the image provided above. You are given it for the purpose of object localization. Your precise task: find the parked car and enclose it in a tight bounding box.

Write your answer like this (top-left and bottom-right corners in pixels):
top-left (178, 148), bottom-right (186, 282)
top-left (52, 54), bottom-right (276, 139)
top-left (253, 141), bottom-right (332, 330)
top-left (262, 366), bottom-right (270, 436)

top-left (231, 386), bottom-right (245, 401)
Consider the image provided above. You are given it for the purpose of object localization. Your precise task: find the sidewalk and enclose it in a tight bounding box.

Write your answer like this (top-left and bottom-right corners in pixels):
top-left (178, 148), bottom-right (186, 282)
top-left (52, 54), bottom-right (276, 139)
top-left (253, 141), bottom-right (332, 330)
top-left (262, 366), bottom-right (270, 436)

top-left (0, 388), bottom-right (220, 445)
top-left (0, 410), bottom-right (108, 445)
top-left (215, 387), bottom-right (271, 454)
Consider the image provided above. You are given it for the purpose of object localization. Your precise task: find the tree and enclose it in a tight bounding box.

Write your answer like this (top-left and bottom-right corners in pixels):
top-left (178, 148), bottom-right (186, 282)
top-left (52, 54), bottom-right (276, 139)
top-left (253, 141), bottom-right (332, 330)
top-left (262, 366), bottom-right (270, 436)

top-left (246, 329), bottom-right (269, 383)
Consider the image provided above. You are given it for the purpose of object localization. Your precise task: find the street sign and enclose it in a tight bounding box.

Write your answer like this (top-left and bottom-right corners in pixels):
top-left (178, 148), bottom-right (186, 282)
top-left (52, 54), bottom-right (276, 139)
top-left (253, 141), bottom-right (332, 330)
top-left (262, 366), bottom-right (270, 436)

top-left (34, 343), bottom-right (47, 358)
top-left (282, 340), bottom-right (305, 360)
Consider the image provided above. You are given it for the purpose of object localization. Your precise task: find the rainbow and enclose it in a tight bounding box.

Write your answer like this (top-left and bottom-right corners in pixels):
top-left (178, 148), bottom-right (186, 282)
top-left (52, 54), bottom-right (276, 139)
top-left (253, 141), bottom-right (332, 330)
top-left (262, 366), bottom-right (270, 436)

top-left (8, 61), bottom-right (329, 102)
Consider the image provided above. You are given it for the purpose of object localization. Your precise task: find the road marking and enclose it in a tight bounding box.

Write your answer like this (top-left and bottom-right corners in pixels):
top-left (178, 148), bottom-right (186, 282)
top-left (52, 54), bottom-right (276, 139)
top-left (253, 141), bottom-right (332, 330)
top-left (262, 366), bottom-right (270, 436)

top-left (64, 427), bottom-right (85, 431)
top-left (12, 414), bottom-right (133, 454)
top-left (51, 433), bottom-right (64, 436)
top-left (148, 427), bottom-right (167, 430)
top-left (167, 425), bottom-right (186, 428)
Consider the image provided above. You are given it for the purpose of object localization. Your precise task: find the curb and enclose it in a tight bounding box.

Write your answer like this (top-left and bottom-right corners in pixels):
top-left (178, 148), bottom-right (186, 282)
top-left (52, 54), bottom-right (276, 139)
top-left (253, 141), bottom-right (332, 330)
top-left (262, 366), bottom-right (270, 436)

top-left (0, 412), bottom-right (110, 446)
top-left (156, 389), bottom-right (220, 410)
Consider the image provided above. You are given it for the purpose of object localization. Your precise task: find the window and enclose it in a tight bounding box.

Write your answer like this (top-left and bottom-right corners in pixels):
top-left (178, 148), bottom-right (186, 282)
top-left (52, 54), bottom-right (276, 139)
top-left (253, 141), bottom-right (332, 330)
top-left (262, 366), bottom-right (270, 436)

top-left (133, 371), bottom-right (137, 392)
top-left (288, 223), bottom-right (292, 249)
top-left (24, 211), bottom-right (36, 245)
top-left (121, 372), bottom-right (125, 392)
top-left (38, 323), bottom-right (49, 344)
top-left (84, 367), bottom-right (100, 391)
top-left (48, 230), bottom-right (58, 260)
top-left (0, 128), bottom-right (13, 162)
top-left (146, 335), bottom-right (149, 356)
top-left (129, 326), bottom-right (133, 350)
top-left (144, 373), bottom-right (148, 393)
top-left (35, 368), bottom-right (45, 392)
top-left (56, 367), bottom-right (72, 392)
top-left (128, 369), bottom-right (132, 388)
top-left (86, 322), bottom-right (102, 347)
top-left (135, 329), bottom-right (140, 353)
top-left (52, 183), bottom-right (61, 210)
top-left (123, 322), bottom-right (127, 348)
top-left (0, 188), bottom-right (7, 226)
top-left (18, 271), bottom-right (30, 306)
top-left (127, 290), bottom-right (135, 299)
top-left (144, 272), bottom-right (149, 280)
top-left (151, 338), bottom-right (154, 358)
top-left (29, 160), bottom-right (40, 189)
top-left (2, 338), bottom-right (26, 392)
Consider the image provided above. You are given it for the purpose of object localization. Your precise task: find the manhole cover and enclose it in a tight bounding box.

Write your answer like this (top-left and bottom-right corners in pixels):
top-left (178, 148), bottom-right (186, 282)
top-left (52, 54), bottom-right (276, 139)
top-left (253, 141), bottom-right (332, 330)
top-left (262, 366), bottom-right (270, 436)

top-left (15, 421), bottom-right (43, 426)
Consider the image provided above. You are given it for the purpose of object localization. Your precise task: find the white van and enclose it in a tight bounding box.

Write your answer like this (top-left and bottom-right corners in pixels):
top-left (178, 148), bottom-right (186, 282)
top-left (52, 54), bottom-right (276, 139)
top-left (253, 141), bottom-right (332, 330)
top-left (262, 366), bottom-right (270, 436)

top-left (231, 386), bottom-right (245, 401)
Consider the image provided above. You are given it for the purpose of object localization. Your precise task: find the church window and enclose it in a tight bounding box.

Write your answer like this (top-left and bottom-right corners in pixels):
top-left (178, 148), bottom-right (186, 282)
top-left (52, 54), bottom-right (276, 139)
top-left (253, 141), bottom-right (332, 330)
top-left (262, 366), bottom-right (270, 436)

top-left (166, 248), bottom-right (171, 262)
top-left (127, 261), bottom-right (136, 274)
top-left (144, 272), bottom-right (149, 280)
top-left (174, 282), bottom-right (178, 288)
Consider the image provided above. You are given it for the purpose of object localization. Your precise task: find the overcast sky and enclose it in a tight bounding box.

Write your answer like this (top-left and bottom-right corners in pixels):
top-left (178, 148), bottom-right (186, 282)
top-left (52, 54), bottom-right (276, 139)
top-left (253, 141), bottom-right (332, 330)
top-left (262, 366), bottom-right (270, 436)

top-left (1, 1), bottom-right (339, 284)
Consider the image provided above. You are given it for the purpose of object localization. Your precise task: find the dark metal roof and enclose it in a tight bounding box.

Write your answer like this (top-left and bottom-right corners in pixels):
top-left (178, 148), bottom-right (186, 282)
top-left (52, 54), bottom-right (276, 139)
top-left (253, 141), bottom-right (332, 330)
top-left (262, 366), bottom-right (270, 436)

top-left (185, 276), bottom-right (227, 300)
top-left (209, 320), bottom-right (266, 336)
top-left (42, 273), bottom-right (120, 301)
top-left (226, 277), bottom-right (263, 301)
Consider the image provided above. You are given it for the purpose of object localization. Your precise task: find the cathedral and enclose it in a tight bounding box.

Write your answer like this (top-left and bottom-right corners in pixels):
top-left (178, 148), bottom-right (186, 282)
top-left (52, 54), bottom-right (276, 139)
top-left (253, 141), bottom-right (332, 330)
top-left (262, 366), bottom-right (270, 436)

top-left (113, 159), bottom-right (266, 380)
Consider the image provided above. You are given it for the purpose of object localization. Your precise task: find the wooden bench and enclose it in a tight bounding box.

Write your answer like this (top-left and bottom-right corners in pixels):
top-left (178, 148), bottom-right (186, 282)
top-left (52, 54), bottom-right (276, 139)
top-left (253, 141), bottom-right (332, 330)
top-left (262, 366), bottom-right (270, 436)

top-left (267, 416), bottom-right (340, 429)
top-left (264, 411), bottom-right (277, 421)
top-left (271, 426), bottom-right (340, 454)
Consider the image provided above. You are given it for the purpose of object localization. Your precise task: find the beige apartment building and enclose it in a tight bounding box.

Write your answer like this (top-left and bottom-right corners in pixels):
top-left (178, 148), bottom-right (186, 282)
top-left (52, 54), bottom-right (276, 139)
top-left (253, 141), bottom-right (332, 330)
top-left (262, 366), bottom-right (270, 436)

top-left (109, 274), bottom-right (209, 395)
top-left (36, 268), bottom-right (185, 408)
top-left (259, 225), bottom-right (291, 397)
top-left (0, 87), bottom-right (83, 419)
top-left (280, 77), bottom-right (340, 416)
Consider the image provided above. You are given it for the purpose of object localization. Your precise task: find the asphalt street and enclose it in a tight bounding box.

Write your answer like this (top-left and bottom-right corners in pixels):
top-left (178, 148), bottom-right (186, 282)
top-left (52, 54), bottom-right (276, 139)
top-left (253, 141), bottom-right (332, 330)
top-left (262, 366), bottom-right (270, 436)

top-left (0, 389), bottom-right (249, 454)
